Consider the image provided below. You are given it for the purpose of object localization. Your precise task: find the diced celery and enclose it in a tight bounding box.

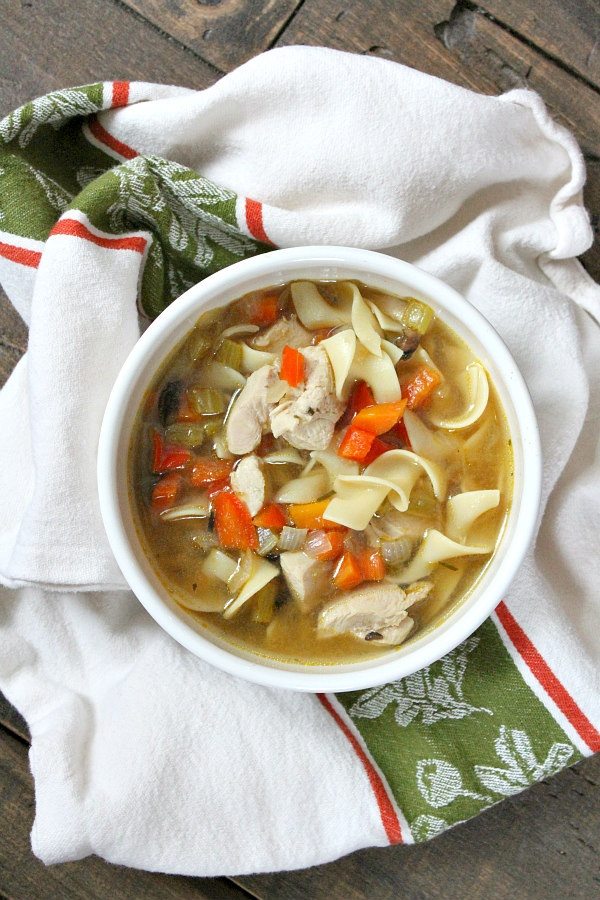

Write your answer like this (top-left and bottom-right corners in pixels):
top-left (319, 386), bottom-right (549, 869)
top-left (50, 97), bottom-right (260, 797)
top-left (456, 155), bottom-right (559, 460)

top-left (164, 423), bottom-right (206, 447)
top-left (252, 580), bottom-right (278, 624)
top-left (187, 330), bottom-right (212, 362)
top-left (215, 338), bottom-right (243, 371)
top-left (202, 416), bottom-right (225, 438)
top-left (402, 300), bottom-right (434, 335)
top-left (408, 487), bottom-right (438, 517)
top-left (188, 387), bottom-right (226, 415)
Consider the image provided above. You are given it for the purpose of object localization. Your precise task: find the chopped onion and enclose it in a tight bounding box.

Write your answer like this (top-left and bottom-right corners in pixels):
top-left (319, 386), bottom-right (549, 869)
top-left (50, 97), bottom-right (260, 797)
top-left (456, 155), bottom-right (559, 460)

top-left (227, 549), bottom-right (253, 594)
top-left (201, 548), bottom-right (236, 582)
top-left (161, 499), bottom-right (210, 521)
top-left (380, 537), bottom-right (414, 565)
top-left (263, 448), bottom-right (305, 466)
top-left (277, 526), bottom-right (308, 551)
top-left (256, 527), bottom-right (279, 557)
top-left (220, 324), bottom-right (259, 339)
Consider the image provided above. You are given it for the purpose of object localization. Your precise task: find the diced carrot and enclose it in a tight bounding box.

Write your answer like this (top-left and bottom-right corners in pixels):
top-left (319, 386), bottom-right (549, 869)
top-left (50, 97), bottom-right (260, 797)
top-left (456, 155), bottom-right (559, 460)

top-left (338, 426), bottom-right (376, 461)
top-left (190, 457), bottom-right (234, 487)
top-left (151, 473), bottom-right (182, 510)
top-left (349, 380), bottom-right (375, 414)
top-left (152, 431), bottom-right (191, 472)
top-left (403, 366), bottom-right (441, 410)
top-left (287, 499), bottom-right (345, 531)
top-left (304, 529), bottom-right (346, 561)
top-left (352, 399), bottom-right (407, 436)
top-left (243, 292), bottom-right (279, 326)
top-left (280, 345), bottom-right (305, 387)
top-left (358, 548), bottom-right (385, 582)
top-left (362, 436), bottom-right (393, 466)
top-left (254, 503), bottom-right (287, 530)
top-left (213, 490), bottom-right (258, 550)
top-left (333, 551), bottom-right (363, 590)
top-left (394, 418), bottom-right (412, 449)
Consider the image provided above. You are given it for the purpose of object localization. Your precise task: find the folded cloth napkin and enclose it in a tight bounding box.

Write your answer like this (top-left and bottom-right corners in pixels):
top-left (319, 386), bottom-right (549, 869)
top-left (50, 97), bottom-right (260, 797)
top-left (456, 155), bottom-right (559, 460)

top-left (0, 46), bottom-right (599, 875)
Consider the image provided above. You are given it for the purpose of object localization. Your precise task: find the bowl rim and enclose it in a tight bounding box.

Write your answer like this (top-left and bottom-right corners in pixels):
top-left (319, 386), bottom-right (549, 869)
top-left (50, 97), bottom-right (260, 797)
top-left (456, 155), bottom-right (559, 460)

top-left (97, 246), bottom-right (542, 692)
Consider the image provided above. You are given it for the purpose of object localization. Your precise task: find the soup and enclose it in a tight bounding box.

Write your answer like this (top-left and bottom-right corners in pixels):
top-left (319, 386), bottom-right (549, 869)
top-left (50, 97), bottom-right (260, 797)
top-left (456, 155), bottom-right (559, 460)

top-left (129, 280), bottom-right (512, 664)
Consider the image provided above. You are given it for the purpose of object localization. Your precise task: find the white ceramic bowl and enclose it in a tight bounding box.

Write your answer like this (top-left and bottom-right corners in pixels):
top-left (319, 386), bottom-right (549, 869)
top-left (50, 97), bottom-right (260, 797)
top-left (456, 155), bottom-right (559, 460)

top-left (97, 247), bottom-right (541, 692)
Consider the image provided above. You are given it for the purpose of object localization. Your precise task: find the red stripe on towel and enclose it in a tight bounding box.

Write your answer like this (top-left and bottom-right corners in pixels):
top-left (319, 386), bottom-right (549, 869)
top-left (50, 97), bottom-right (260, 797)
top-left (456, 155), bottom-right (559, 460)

top-left (88, 117), bottom-right (138, 160)
top-left (244, 198), bottom-right (273, 245)
top-left (317, 693), bottom-right (403, 844)
top-left (0, 240), bottom-right (41, 268)
top-left (111, 81), bottom-right (130, 108)
top-left (496, 601), bottom-right (600, 752)
top-left (51, 218), bottom-right (147, 253)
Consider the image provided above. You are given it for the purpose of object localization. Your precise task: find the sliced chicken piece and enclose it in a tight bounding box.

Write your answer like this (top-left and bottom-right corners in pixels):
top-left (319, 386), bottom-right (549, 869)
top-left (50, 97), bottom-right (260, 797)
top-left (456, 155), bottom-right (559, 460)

top-left (252, 316), bottom-right (312, 354)
top-left (230, 455), bottom-right (266, 516)
top-left (359, 619), bottom-right (414, 645)
top-left (318, 581), bottom-right (433, 646)
top-left (270, 345), bottom-right (345, 451)
top-left (226, 364), bottom-right (279, 455)
top-left (280, 551), bottom-right (332, 613)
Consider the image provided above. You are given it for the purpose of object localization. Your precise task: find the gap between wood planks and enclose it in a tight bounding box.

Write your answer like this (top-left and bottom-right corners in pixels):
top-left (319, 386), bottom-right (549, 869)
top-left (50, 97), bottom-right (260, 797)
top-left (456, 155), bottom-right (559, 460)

top-left (439, 1), bottom-right (600, 96)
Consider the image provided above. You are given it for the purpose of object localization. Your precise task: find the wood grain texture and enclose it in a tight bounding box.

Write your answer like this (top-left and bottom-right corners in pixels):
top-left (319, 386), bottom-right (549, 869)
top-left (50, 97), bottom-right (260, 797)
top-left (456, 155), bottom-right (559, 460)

top-left (0, 727), bottom-right (258, 900)
top-left (478, 0), bottom-right (600, 88)
top-left (240, 757), bottom-right (600, 899)
top-left (0, 0), bottom-right (218, 115)
top-left (121, 0), bottom-right (302, 73)
top-left (279, 0), bottom-right (600, 279)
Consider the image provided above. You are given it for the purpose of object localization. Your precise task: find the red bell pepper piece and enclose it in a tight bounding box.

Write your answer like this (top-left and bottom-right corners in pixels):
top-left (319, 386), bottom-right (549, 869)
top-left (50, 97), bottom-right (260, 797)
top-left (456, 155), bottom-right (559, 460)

top-left (152, 432), bottom-right (191, 472)
top-left (253, 503), bottom-right (287, 530)
top-left (358, 548), bottom-right (385, 582)
top-left (352, 399), bottom-right (407, 436)
top-left (333, 551), bottom-right (363, 590)
top-left (189, 457), bottom-right (234, 487)
top-left (403, 366), bottom-right (441, 410)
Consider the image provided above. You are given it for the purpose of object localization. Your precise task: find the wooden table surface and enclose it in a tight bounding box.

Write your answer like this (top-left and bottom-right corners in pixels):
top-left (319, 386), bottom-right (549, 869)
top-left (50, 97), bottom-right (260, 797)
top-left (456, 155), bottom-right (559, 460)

top-left (0, 1), bottom-right (598, 897)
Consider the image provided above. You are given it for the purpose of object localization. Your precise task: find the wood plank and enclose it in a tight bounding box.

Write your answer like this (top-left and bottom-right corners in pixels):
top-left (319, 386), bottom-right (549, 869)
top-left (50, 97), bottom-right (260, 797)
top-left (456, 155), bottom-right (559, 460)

top-left (0, 691), bottom-right (29, 742)
top-left (0, 291), bottom-right (27, 388)
top-left (279, 0), bottom-right (600, 280)
top-left (121, 0), bottom-right (302, 73)
top-left (0, 725), bottom-right (260, 899)
top-left (238, 756), bottom-right (600, 900)
top-left (478, 0), bottom-right (600, 89)
top-left (0, 0), bottom-right (218, 117)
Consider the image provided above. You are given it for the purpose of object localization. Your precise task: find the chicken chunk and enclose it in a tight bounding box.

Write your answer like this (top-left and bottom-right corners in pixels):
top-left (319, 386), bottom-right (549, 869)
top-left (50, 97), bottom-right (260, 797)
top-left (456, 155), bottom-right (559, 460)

top-left (280, 551), bottom-right (331, 613)
top-left (226, 364), bottom-right (279, 455)
top-left (269, 345), bottom-right (344, 451)
top-left (230, 455), bottom-right (266, 516)
top-left (318, 581), bottom-right (433, 646)
top-left (252, 316), bottom-right (312, 355)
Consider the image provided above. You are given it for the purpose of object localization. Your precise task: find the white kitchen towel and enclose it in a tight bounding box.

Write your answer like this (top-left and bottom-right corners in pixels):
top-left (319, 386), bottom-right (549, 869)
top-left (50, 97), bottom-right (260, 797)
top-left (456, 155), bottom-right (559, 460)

top-left (0, 46), bottom-right (598, 875)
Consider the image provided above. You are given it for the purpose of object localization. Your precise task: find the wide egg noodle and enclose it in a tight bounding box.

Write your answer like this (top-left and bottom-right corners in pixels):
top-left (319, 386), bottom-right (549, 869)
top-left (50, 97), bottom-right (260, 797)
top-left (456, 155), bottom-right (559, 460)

top-left (303, 449), bottom-right (359, 485)
top-left (324, 482), bottom-right (390, 530)
top-left (403, 409), bottom-right (460, 465)
top-left (427, 361), bottom-right (489, 430)
top-left (274, 469), bottom-right (330, 503)
top-left (367, 300), bottom-right (405, 333)
top-left (290, 281), bottom-right (350, 329)
top-left (366, 449), bottom-right (447, 503)
top-left (445, 489), bottom-right (500, 542)
top-left (348, 343), bottom-right (401, 402)
top-left (339, 282), bottom-right (382, 356)
top-left (240, 343), bottom-right (275, 373)
top-left (200, 361), bottom-right (246, 391)
top-left (322, 329), bottom-right (356, 398)
top-left (223, 557), bottom-right (279, 619)
top-left (390, 530), bottom-right (494, 583)
top-left (381, 339), bottom-right (403, 365)
top-left (262, 448), bottom-right (305, 466)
